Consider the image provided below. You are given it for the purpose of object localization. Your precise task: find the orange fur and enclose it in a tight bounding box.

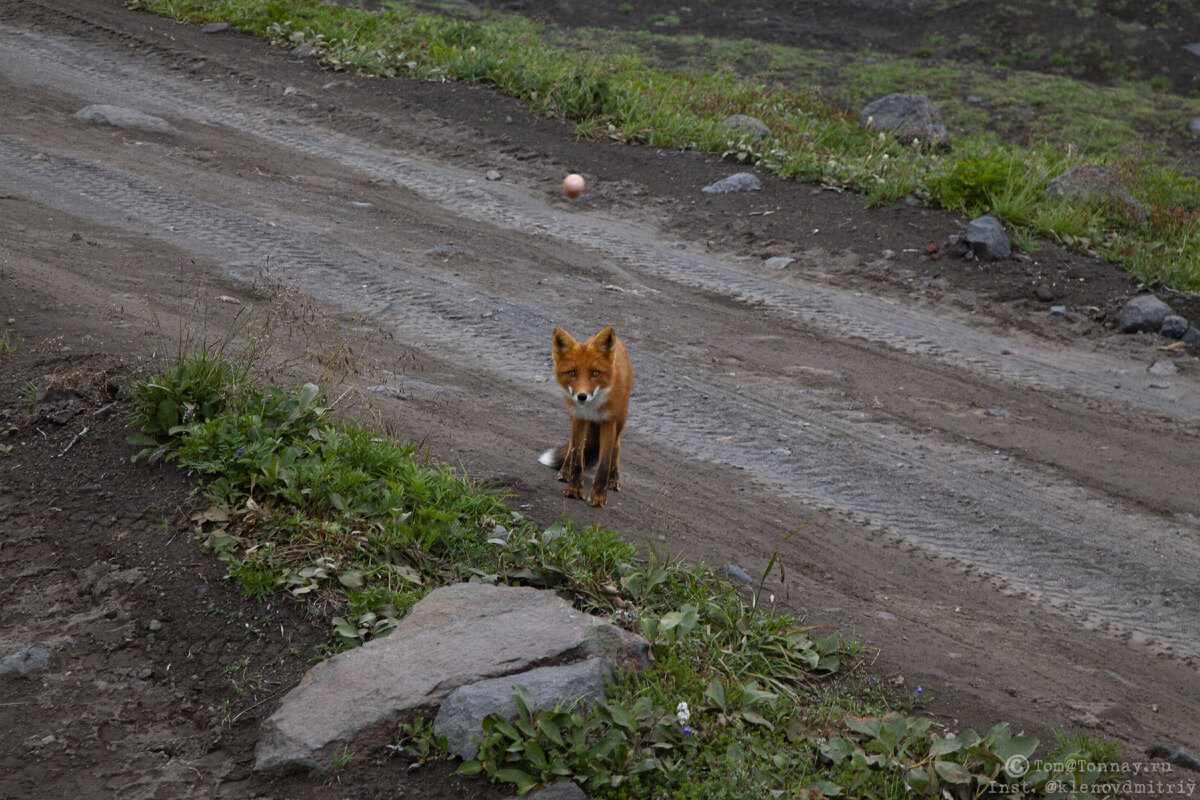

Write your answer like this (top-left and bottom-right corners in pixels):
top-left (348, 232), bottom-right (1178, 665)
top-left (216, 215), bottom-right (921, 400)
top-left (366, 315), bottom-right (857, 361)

top-left (540, 326), bottom-right (633, 507)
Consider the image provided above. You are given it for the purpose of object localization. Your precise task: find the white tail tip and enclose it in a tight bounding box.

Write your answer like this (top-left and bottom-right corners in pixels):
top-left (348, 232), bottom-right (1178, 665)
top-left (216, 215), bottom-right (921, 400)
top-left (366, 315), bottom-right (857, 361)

top-left (538, 448), bottom-right (557, 467)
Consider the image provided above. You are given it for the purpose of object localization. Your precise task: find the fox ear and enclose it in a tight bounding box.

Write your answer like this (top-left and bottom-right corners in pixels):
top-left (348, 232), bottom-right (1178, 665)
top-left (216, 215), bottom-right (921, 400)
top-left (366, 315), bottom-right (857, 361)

top-left (552, 328), bottom-right (577, 361)
top-left (593, 326), bottom-right (616, 358)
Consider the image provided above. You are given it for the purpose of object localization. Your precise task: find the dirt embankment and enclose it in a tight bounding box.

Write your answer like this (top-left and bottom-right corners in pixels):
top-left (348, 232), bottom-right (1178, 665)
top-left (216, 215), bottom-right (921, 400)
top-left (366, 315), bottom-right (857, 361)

top-left (1, 0), bottom-right (1198, 797)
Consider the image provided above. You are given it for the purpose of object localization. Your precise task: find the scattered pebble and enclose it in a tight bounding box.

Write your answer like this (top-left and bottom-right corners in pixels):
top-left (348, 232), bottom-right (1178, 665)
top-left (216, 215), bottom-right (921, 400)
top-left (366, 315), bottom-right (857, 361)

top-left (485, 169), bottom-right (502, 181)
top-left (1050, 305), bottom-right (1066, 316)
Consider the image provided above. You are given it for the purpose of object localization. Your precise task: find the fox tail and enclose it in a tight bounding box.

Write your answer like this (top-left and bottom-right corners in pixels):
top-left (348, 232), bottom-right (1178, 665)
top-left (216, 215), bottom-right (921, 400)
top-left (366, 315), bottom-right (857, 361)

top-left (538, 427), bottom-right (600, 469)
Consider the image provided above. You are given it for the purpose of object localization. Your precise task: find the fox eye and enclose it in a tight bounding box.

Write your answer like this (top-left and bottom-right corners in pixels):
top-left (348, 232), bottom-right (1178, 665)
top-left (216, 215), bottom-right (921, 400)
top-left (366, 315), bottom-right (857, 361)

top-left (567, 370), bottom-right (576, 378)
top-left (590, 370), bottom-right (601, 378)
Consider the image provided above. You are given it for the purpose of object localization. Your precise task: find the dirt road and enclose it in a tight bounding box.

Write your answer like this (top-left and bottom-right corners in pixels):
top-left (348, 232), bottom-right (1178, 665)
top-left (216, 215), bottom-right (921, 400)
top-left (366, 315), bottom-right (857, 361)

top-left (2, 0), bottom-right (1198, 782)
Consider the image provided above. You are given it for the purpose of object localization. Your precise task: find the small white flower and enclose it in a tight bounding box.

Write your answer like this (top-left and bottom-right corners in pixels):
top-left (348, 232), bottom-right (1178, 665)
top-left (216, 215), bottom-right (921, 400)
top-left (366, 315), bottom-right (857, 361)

top-left (676, 701), bottom-right (690, 725)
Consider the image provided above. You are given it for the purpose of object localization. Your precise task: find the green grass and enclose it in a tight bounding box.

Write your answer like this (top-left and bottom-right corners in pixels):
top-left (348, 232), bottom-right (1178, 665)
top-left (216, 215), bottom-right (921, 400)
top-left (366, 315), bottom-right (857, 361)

top-left (128, 0), bottom-right (1200, 290)
top-left (126, 348), bottom-right (1126, 797)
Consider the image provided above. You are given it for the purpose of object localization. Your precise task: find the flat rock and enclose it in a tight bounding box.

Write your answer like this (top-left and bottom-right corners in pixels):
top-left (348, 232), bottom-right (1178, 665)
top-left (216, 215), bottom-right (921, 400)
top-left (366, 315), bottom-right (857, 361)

top-left (964, 215), bottom-right (1011, 261)
top-left (0, 643), bottom-right (51, 678)
top-left (764, 256), bottom-right (795, 270)
top-left (721, 114), bottom-right (771, 139)
top-left (254, 583), bottom-right (647, 774)
top-left (73, 104), bottom-right (177, 136)
top-left (1148, 360), bottom-right (1180, 377)
top-left (1046, 164), bottom-right (1146, 220)
top-left (200, 22), bottom-right (231, 34)
top-left (526, 782), bottom-right (589, 800)
top-left (1117, 294), bottom-right (1174, 333)
top-left (701, 172), bottom-right (761, 194)
top-left (859, 94), bottom-right (949, 148)
top-left (435, 657), bottom-right (611, 759)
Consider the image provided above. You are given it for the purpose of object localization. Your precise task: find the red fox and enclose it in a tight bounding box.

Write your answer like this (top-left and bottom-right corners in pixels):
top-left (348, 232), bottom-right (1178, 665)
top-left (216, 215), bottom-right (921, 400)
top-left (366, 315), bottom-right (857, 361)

top-left (539, 326), bottom-right (633, 508)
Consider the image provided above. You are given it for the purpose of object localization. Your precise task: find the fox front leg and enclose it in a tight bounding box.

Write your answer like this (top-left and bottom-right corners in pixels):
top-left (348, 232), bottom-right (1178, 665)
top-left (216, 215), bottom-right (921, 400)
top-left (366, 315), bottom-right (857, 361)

top-left (562, 418), bottom-right (588, 499)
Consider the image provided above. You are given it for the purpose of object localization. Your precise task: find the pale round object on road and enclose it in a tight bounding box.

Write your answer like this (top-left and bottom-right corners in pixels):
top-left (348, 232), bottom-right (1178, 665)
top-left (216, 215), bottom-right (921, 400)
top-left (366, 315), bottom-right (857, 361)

top-left (562, 173), bottom-right (585, 199)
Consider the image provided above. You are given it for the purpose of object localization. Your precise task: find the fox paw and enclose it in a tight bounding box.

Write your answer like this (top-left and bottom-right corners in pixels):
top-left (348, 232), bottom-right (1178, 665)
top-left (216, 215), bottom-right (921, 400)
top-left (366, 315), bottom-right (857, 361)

top-left (587, 492), bottom-right (607, 508)
top-left (563, 485), bottom-right (584, 500)
top-left (606, 475), bottom-right (621, 491)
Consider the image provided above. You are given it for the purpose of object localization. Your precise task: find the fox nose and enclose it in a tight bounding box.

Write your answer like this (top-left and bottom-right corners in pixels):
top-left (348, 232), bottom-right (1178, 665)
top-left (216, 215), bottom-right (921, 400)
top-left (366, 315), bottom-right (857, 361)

top-left (576, 392), bottom-right (589, 403)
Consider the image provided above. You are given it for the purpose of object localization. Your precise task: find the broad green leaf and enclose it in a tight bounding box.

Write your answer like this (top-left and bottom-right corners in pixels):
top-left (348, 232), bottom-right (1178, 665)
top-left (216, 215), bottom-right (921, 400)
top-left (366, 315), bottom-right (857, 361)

top-left (905, 766), bottom-right (932, 793)
top-left (845, 715), bottom-right (881, 738)
top-left (995, 734), bottom-right (1039, 763)
top-left (815, 779), bottom-right (844, 797)
top-left (929, 735), bottom-right (963, 758)
top-left (338, 569), bottom-right (364, 589)
top-left (933, 759), bottom-right (973, 784)
top-left (819, 737), bottom-right (855, 764)
top-left (494, 767), bottom-right (538, 794)
top-left (537, 717), bottom-right (564, 747)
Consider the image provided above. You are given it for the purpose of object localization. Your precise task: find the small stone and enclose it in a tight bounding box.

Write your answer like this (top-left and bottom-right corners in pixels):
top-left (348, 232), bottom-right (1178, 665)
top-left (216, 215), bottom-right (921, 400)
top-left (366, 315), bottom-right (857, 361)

top-left (701, 172), bottom-right (761, 194)
top-left (485, 169), bottom-right (502, 181)
top-left (964, 215), bottom-right (1011, 261)
top-left (1050, 305), bottom-right (1066, 316)
top-left (764, 256), bottom-right (795, 270)
top-left (881, 249), bottom-right (896, 259)
top-left (1148, 360), bottom-right (1180, 376)
top-left (1035, 283), bottom-right (1055, 302)
top-left (147, 619), bottom-right (164, 632)
top-left (290, 44), bottom-right (316, 58)
top-left (714, 564), bottom-right (754, 585)
top-left (283, 86), bottom-right (297, 96)
top-left (1183, 328), bottom-right (1200, 348)
top-left (1160, 315), bottom-right (1189, 339)
top-left (1190, 118), bottom-right (1200, 134)
top-left (200, 22), bottom-right (231, 34)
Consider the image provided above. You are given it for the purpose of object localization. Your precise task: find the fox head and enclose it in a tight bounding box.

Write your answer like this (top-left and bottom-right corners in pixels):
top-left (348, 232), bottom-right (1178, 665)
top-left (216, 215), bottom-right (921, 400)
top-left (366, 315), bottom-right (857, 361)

top-left (552, 326), bottom-right (618, 417)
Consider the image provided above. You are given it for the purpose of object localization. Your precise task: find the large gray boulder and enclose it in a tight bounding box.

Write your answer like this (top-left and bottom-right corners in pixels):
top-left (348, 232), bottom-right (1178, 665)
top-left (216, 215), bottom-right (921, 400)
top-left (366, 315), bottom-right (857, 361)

top-left (1117, 295), bottom-right (1174, 333)
top-left (73, 104), bottom-right (177, 135)
top-left (859, 94), bottom-right (949, 149)
top-left (1046, 164), bottom-right (1147, 220)
top-left (254, 583), bottom-right (647, 775)
top-left (721, 114), bottom-right (771, 139)
top-left (435, 657), bottom-right (611, 759)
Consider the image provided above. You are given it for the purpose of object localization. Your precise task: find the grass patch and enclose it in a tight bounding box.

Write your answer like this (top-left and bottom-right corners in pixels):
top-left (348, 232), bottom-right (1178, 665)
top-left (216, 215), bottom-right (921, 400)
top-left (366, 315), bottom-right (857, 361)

top-left (127, 347), bottom-right (1121, 797)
